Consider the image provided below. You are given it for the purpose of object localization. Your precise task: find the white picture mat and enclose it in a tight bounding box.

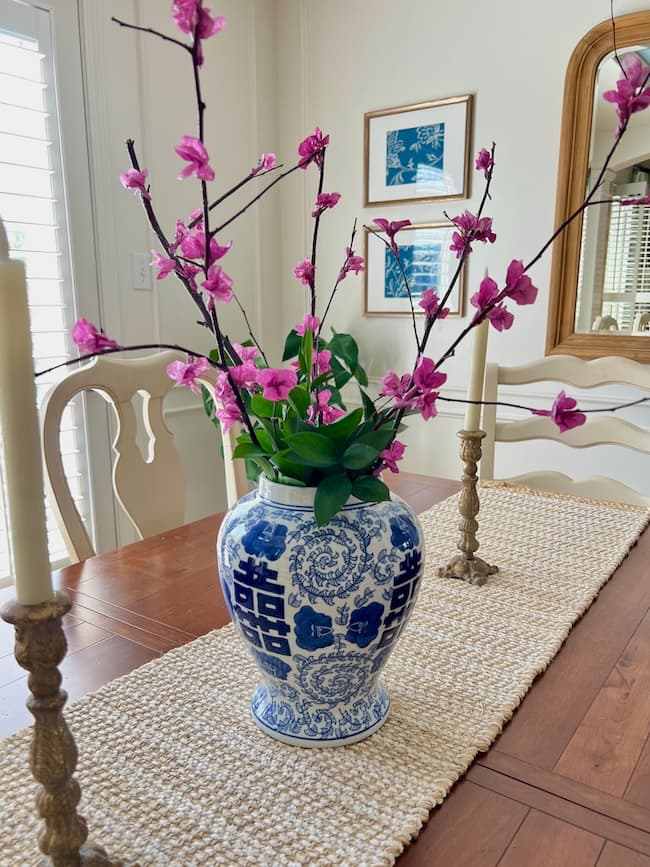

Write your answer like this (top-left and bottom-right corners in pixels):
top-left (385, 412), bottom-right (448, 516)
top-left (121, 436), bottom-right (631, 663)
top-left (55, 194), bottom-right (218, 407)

top-left (367, 100), bottom-right (469, 204)
top-left (365, 224), bottom-right (463, 316)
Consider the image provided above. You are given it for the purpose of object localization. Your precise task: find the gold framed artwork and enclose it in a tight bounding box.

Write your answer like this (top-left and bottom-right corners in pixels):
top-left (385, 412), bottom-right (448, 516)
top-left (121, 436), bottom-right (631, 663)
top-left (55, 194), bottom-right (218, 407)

top-left (364, 221), bottom-right (465, 317)
top-left (364, 95), bottom-right (473, 206)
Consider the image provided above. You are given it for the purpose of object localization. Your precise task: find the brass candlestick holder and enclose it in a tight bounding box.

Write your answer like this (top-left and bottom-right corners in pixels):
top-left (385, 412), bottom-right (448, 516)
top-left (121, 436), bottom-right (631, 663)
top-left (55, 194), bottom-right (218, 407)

top-left (1, 591), bottom-right (137, 867)
top-left (438, 430), bottom-right (498, 587)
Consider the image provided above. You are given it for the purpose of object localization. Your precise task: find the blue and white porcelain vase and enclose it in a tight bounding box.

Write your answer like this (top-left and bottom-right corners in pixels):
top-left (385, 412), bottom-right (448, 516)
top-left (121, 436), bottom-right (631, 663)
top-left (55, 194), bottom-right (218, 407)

top-left (216, 477), bottom-right (425, 747)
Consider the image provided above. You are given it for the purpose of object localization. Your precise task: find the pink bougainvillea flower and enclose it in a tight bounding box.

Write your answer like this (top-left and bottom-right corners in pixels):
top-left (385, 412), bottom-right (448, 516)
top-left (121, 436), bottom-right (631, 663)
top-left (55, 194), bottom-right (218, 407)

top-left (202, 265), bottom-right (233, 306)
top-left (150, 251), bottom-right (177, 280)
top-left (621, 193), bottom-right (650, 206)
top-left (215, 402), bottom-right (242, 434)
top-left (214, 370), bottom-right (236, 403)
top-left (486, 303), bottom-right (515, 332)
top-left (295, 313), bottom-right (321, 336)
top-left (380, 370), bottom-right (409, 398)
top-left (533, 390), bottom-right (587, 433)
top-left (373, 218), bottom-right (411, 255)
top-left (313, 349), bottom-right (332, 375)
top-left (475, 147), bottom-right (494, 179)
top-left (311, 192), bottom-right (341, 218)
top-left (72, 318), bottom-right (120, 353)
top-left (119, 168), bottom-right (150, 201)
top-left (175, 135), bottom-right (215, 181)
top-left (257, 368), bottom-right (298, 402)
top-left (339, 246), bottom-right (365, 280)
top-left (413, 356), bottom-right (447, 393)
top-left (298, 127), bottom-right (330, 170)
top-left (250, 152), bottom-right (277, 176)
top-left (449, 211), bottom-right (496, 258)
top-left (172, 1), bottom-right (225, 38)
top-left (180, 262), bottom-right (201, 292)
top-left (308, 389), bottom-right (345, 425)
top-left (232, 342), bottom-right (260, 363)
top-left (293, 258), bottom-right (315, 287)
top-left (379, 440), bottom-right (406, 474)
top-left (503, 259), bottom-right (538, 306)
top-left (166, 356), bottom-right (210, 395)
top-left (228, 361), bottom-right (259, 389)
top-left (179, 230), bottom-right (231, 264)
top-left (418, 288), bottom-right (449, 319)
top-left (470, 276), bottom-right (500, 316)
top-left (603, 52), bottom-right (650, 134)
top-left (197, 5), bottom-right (226, 39)
top-left (416, 391), bottom-right (440, 421)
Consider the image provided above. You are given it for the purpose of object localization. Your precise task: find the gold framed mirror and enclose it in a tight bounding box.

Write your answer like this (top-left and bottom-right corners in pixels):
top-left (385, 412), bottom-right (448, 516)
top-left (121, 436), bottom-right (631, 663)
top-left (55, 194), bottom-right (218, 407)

top-left (546, 11), bottom-right (650, 362)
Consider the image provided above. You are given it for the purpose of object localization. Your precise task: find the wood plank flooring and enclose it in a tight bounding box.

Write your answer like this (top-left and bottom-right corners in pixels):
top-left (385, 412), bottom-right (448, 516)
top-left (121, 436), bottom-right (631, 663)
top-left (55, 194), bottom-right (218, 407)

top-left (1, 472), bottom-right (649, 866)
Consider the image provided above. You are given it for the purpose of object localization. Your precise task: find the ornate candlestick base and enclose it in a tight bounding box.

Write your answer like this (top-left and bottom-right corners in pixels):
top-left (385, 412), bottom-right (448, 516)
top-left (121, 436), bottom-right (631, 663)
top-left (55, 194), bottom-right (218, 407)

top-left (1, 591), bottom-right (138, 867)
top-left (438, 430), bottom-right (498, 587)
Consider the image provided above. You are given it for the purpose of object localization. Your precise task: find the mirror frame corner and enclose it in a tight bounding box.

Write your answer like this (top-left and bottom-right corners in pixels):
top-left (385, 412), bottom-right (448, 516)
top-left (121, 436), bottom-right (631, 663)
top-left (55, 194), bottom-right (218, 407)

top-left (546, 10), bottom-right (650, 363)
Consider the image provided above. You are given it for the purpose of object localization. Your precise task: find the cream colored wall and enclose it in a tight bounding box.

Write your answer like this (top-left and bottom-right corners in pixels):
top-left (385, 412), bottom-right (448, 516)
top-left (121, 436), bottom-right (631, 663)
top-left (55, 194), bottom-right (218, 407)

top-left (79, 0), bottom-right (650, 525)
top-left (78, 0), bottom-right (281, 532)
top-left (272, 0), bottom-right (650, 489)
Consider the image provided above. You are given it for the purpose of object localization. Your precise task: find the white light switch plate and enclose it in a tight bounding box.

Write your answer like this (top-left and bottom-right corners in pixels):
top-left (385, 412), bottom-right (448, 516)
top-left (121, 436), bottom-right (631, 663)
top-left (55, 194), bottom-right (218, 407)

top-left (130, 251), bottom-right (152, 290)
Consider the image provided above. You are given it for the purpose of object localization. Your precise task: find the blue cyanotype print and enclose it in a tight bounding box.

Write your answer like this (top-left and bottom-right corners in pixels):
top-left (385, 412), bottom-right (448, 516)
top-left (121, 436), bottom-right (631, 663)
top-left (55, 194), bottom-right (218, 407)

top-left (385, 123), bottom-right (444, 187)
top-left (384, 239), bottom-right (443, 299)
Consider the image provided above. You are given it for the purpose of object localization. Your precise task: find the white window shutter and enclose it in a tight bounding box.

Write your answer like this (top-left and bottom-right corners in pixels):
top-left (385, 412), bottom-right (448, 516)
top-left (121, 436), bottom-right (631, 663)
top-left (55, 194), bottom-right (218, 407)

top-left (0, 1), bottom-right (92, 583)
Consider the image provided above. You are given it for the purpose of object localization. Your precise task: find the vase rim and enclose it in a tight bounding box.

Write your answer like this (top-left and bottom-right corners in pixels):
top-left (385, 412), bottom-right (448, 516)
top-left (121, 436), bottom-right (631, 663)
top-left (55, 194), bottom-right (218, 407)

top-left (258, 476), bottom-right (387, 509)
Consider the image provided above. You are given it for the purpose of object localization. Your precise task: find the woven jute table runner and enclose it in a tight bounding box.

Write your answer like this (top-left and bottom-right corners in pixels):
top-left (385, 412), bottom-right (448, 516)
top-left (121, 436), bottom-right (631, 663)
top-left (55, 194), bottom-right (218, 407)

top-left (1, 484), bottom-right (648, 866)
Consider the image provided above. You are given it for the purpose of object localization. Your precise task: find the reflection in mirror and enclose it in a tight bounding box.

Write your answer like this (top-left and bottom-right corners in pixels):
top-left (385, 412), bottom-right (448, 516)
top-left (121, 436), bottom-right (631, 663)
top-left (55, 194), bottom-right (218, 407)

top-left (575, 46), bottom-right (650, 336)
top-left (546, 11), bottom-right (650, 362)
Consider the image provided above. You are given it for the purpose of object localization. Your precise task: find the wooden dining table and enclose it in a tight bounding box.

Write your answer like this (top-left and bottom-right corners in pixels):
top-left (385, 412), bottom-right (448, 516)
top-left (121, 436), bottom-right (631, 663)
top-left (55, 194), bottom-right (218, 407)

top-left (2, 472), bottom-right (650, 866)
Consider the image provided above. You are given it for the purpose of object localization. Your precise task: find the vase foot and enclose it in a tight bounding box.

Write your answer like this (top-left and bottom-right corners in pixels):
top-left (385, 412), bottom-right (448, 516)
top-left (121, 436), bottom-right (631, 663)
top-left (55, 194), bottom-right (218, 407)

top-left (250, 682), bottom-right (390, 747)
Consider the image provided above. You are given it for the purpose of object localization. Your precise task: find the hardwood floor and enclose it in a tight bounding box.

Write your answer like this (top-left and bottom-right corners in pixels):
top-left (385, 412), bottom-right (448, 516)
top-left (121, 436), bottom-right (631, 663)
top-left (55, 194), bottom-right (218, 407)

top-left (2, 472), bottom-right (650, 865)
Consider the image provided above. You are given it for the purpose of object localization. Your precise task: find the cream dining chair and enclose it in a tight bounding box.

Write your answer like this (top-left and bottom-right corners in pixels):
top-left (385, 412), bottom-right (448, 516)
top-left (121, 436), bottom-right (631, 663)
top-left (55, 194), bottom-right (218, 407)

top-left (41, 351), bottom-right (185, 562)
top-left (41, 351), bottom-right (244, 563)
top-left (479, 354), bottom-right (650, 507)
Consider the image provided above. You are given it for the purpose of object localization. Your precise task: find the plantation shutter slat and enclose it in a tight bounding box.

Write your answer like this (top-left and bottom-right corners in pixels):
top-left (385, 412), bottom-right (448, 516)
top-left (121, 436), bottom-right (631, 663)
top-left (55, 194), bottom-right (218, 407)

top-left (0, 2), bottom-right (91, 583)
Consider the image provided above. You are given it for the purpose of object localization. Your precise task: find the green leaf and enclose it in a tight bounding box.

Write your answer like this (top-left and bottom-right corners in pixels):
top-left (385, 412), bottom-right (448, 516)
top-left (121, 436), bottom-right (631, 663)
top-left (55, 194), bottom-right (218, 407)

top-left (285, 431), bottom-right (339, 466)
top-left (314, 474), bottom-right (352, 526)
top-left (232, 442), bottom-right (265, 459)
top-left (342, 442), bottom-right (380, 470)
top-left (353, 364), bottom-right (369, 387)
top-left (251, 394), bottom-right (276, 418)
top-left (319, 407), bottom-right (364, 441)
top-left (298, 327), bottom-right (313, 380)
top-left (254, 427), bottom-right (275, 455)
top-left (357, 428), bottom-right (394, 452)
top-left (200, 384), bottom-right (215, 418)
top-left (282, 330), bottom-right (301, 361)
top-left (277, 474), bottom-right (307, 487)
top-left (288, 386), bottom-right (310, 417)
top-left (360, 389), bottom-right (377, 421)
top-left (351, 475), bottom-right (391, 504)
top-left (273, 450), bottom-right (313, 483)
top-left (328, 332), bottom-right (359, 370)
top-left (249, 456), bottom-right (276, 480)
top-left (332, 369), bottom-right (352, 390)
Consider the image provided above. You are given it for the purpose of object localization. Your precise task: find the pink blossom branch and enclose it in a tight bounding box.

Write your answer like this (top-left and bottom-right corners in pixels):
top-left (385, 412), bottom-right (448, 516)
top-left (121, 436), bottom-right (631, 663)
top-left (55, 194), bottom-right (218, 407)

top-left (317, 222), bottom-right (359, 343)
top-left (189, 163), bottom-right (284, 229)
top-left (307, 155), bottom-right (327, 317)
top-left (367, 228), bottom-right (421, 354)
top-left (125, 138), bottom-right (214, 333)
top-left (34, 343), bottom-right (225, 378)
top-left (436, 393), bottom-right (650, 415)
top-left (211, 161), bottom-right (305, 235)
top-left (111, 16), bottom-right (191, 53)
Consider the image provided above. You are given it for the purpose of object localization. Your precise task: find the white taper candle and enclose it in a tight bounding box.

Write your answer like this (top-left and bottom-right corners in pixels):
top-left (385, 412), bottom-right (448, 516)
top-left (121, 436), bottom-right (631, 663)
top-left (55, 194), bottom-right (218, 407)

top-left (0, 218), bottom-right (53, 604)
top-left (464, 305), bottom-right (490, 431)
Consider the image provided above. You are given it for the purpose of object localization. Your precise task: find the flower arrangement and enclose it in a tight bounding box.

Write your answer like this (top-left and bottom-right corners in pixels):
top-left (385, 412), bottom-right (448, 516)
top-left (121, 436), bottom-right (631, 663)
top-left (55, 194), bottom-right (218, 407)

top-left (49, 2), bottom-right (650, 525)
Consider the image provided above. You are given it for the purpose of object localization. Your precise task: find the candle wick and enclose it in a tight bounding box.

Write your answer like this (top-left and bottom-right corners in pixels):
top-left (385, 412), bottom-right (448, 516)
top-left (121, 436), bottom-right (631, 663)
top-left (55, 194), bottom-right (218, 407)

top-left (0, 217), bottom-right (9, 263)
